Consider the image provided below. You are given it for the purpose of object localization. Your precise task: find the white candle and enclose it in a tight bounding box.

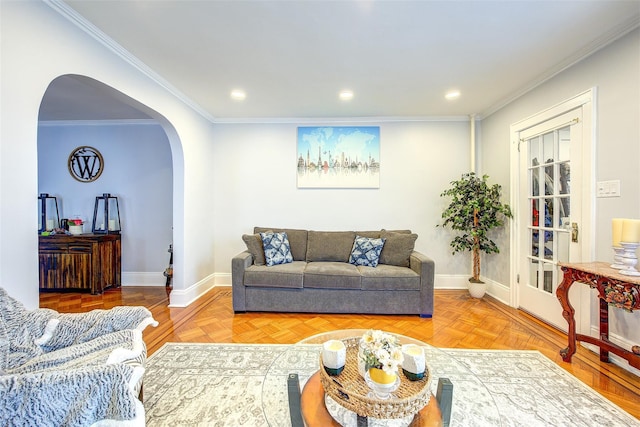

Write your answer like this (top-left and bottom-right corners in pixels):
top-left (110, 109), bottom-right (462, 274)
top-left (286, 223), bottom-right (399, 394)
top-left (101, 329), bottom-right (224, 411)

top-left (621, 219), bottom-right (640, 243)
top-left (401, 344), bottom-right (425, 379)
top-left (612, 218), bottom-right (624, 247)
top-left (108, 219), bottom-right (116, 231)
top-left (46, 219), bottom-right (54, 231)
top-left (322, 340), bottom-right (346, 375)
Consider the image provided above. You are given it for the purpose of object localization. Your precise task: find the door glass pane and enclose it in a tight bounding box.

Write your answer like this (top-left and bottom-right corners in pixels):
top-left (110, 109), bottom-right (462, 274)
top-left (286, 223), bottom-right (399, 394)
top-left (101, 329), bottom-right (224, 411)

top-left (531, 168), bottom-right (540, 197)
top-left (559, 196), bottom-right (570, 226)
top-left (529, 261), bottom-right (539, 289)
top-left (559, 162), bottom-right (570, 194)
top-left (543, 267), bottom-right (553, 293)
top-left (531, 199), bottom-right (539, 226)
top-left (530, 136), bottom-right (540, 167)
top-left (543, 198), bottom-right (554, 228)
top-left (544, 164), bottom-right (554, 195)
top-left (558, 126), bottom-right (570, 161)
top-left (531, 229), bottom-right (539, 257)
top-left (544, 230), bottom-right (553, 260)
top-left (543, 132), bottom-right (554, 163)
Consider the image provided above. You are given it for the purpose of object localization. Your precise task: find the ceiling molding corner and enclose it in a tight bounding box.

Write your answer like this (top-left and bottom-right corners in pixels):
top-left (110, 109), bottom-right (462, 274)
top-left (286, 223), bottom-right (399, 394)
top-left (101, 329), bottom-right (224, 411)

top-left (481, 15), bottom-right (640, 119)
top-left (44, 0), bottom-right (217, 124)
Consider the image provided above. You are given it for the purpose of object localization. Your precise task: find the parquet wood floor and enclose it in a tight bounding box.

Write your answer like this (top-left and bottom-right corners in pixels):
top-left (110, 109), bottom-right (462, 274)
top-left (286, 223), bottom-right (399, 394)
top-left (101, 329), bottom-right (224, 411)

top-left (39, 286), bottom-right (640, 420)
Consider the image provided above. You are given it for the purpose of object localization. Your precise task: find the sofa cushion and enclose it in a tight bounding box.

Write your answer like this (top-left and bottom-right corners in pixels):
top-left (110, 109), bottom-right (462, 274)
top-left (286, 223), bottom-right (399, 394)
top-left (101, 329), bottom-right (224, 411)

top-left (379, 231), bottom-right (418, 267)
top-left (244, 261), bottom-right (306, 289)
top-left (382, 229), bottom-right (412, 234)
top-left (304, 262), bottom-right (361, 290)
top-left (260, 232), bottom-right (294, 266)
top-left (255, 227), bottom-right (308, 261)
top-left (306, 231), bottom-right (356, 262)
top-left (355, 230), bottom-right (381, 238)
top-left (349, 236), bottom-right (386, 267)
top-left (242, 233), bottom-right (266, 266)
top-left (358, 264), bottom-right (421, 291)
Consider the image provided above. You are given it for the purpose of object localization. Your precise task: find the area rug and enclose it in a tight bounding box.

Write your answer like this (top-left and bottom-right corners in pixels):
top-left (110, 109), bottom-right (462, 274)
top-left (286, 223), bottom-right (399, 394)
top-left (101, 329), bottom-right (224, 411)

top-left (143, 343), bottom-right (638, 426)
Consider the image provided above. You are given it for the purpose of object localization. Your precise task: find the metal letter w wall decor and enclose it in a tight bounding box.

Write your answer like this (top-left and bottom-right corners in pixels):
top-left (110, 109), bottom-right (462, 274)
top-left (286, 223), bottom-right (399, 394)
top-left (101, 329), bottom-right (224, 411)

top-left (68, 146), bottom-right (104, 183)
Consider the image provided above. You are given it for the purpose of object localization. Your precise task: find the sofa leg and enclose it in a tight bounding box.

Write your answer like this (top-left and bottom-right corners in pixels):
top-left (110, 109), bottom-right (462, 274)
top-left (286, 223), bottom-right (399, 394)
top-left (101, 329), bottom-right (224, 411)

top-left (419, 313), bottom-right (432, 318)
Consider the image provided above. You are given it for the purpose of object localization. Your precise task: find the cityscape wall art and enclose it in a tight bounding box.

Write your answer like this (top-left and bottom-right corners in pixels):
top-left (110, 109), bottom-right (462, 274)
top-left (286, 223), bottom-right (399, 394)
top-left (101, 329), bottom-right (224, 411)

top-left (296, 126), bottom-right (380, 188)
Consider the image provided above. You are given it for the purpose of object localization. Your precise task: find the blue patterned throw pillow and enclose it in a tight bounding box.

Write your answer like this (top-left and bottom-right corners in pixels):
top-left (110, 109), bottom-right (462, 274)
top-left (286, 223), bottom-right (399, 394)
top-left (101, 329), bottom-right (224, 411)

top-left (260, 232), bottom-right (294, 266)
top-left (349, 235), bottom-right (386, 267)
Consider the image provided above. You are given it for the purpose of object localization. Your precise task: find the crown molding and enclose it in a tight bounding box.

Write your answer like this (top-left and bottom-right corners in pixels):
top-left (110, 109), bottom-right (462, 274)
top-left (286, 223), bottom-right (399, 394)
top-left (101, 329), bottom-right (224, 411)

top-left (211, 115), bottom-right (471, 125)
top-left (44, 0), bottom-right (217, 124)
top-left (38, 119), bottom-right (160, 127)
top-left (482, 15), bottom-right (640, 119)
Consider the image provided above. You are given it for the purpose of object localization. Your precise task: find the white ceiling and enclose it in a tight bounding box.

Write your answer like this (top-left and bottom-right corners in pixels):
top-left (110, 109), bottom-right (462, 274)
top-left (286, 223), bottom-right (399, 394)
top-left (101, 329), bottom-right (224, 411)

top-left (42, 0), bottom-right (640, 121)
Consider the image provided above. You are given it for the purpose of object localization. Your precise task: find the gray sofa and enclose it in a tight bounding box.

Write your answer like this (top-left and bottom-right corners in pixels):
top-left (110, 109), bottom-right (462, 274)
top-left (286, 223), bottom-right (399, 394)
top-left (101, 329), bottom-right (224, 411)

top-left (232, 227), bottom-right (434, 317)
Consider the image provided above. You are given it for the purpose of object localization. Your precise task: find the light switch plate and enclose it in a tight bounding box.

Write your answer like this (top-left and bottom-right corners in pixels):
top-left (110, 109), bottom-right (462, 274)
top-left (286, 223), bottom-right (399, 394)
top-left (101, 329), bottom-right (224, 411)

top-left (596, 180), bottom-right (621, 197)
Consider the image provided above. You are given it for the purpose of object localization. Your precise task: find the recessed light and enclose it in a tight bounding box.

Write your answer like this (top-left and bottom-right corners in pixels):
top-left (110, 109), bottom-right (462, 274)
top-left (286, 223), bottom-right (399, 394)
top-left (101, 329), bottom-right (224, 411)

top-left (445, 90), bottom-right (461, 100)
top-left (339, 90), bottom-right (354, 101)
top-left (230, 89), bottom-right (246, 101)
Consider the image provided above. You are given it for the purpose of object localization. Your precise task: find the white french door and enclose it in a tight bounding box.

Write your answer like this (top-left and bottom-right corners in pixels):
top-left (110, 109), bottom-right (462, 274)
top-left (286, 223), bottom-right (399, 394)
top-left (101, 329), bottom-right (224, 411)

top-left (511, 90), bottom-right (594, 331)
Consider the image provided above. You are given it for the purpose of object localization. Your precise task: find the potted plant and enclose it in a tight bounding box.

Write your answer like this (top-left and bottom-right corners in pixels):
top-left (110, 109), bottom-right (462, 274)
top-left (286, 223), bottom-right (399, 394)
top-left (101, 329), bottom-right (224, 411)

top-left (439, 173), bottom-right (512, 297)
top-left (358, 330), bottom-right (404, 399)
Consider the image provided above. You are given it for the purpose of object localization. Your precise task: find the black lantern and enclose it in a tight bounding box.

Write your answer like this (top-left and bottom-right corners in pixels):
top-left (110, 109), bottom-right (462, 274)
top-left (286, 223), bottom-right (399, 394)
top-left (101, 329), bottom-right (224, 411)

top-left (38, 193), bottom-right (60, 233)
top-left (92, 193), bottom-right (121, 234)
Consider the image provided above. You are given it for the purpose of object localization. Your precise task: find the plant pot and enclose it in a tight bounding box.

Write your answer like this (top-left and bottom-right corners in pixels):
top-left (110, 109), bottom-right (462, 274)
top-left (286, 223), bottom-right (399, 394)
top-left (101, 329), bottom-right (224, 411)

top-left (365, 368), bottom-right (400, 400)
top-left (368, 367), bottom-right (397, 384)
top-left (468, 278), bottom-right (486, 298)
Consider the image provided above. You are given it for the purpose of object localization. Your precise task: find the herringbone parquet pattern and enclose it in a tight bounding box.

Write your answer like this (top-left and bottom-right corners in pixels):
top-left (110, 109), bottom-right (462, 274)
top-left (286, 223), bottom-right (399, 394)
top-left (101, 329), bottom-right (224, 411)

top-left (39, 287), bottom-right (640, 419)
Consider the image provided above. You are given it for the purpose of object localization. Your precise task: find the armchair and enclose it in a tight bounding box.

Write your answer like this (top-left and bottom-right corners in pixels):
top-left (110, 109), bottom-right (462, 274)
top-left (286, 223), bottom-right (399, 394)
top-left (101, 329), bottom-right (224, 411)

top-left (0, 287), bottom-right (158, 426)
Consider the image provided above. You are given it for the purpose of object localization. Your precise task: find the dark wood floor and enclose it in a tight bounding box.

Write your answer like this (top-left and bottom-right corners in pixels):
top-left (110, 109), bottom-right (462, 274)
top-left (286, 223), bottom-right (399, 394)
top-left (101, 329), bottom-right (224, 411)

top-left (39, 286), bottom-right (640, 420)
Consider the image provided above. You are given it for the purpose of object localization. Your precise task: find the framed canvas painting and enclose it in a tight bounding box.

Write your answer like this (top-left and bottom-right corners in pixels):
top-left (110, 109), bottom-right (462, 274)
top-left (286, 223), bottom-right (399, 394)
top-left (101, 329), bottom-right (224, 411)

top-left (296, 126), bottom-right (380, 188)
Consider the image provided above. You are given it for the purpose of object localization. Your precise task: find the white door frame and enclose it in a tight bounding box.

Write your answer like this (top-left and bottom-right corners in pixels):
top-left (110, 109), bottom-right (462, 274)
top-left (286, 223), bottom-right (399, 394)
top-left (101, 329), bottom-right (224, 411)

top-left (509, 88), bottom-right (596, 332)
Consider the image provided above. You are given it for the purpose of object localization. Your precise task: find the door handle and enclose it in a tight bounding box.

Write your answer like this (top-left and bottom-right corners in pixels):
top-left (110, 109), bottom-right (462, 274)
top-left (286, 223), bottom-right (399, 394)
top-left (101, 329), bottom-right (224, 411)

top-left (571, 223), bottom-right (579, 243)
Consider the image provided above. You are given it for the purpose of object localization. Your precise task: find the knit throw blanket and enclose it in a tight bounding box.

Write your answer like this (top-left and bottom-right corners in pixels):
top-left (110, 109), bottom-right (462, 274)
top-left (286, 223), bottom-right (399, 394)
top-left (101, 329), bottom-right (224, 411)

top-left (0, 287), bottom-right (158, 426)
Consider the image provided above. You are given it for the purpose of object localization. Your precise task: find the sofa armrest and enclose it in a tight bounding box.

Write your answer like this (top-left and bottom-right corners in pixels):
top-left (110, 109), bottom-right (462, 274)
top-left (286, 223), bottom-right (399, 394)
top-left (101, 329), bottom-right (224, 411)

top-left (232, 251), bottom-right (253, 312)
top-left (410, 251), bottom-right (435, 317)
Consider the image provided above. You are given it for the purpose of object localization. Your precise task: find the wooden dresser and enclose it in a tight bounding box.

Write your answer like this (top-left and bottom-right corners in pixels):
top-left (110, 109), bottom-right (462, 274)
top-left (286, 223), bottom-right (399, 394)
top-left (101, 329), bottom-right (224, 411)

top-left (38, 234), bottom-right (121, 294)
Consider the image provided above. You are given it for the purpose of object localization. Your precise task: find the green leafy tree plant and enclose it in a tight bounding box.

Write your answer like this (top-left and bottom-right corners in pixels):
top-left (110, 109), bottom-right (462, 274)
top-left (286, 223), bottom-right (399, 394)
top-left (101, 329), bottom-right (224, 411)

top-left (439, 173), bottom-right (513, 283)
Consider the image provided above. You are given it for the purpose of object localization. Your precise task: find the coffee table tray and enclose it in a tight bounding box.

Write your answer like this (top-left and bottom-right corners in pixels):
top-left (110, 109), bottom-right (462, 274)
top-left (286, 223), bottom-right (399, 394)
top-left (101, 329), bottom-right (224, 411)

top-left (319, 337), bottom-right (432, 419)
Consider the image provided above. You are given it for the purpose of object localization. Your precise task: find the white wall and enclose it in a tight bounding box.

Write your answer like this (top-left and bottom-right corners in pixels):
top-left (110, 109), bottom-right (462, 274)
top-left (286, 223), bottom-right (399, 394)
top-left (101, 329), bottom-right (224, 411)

top-left (211, 120), bottom-right (472, 283)
top-left (481, 29), bottom-right (640, 358)
top-left (37, 122), bottom-right (173, 283)
top-left (1, 1), bottom-right (216, 307)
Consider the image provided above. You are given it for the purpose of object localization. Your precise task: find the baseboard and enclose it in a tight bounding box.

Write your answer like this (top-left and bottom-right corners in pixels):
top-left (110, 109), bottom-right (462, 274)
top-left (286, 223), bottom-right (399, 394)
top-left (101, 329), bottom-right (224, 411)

top-left (435, 274), bottom-right (510, 304)
top-left (434, 274), bottom-right (468, 289)
top-left (215, 272), bottom-right (232, 286)
top-left (122, 272), bottom-right (166, 287)
top-left (168, 274), bottom-right (217, 307)
top-left (587, 326), bottom-right (640, 376)
top-left (479, 276), bottom-right (510, 305)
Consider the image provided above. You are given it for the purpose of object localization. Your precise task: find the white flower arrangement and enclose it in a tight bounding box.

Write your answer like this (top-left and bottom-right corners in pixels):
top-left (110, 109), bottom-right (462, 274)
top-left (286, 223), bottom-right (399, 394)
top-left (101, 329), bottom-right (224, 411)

top-left (360, 329), bottom-right (404, 375)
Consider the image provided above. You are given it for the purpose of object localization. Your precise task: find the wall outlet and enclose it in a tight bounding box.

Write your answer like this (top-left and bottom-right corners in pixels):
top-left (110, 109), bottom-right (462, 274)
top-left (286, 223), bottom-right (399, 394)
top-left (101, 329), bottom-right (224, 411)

top-left (596, 180), bottom-right (620, 198)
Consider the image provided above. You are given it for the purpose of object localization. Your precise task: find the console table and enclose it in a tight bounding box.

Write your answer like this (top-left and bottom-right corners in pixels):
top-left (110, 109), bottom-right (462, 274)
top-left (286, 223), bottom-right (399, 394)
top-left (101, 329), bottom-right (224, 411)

top-left (556, 262), bottom-right (640, 369)
top-left (38, 234), bottom-right (121, 294)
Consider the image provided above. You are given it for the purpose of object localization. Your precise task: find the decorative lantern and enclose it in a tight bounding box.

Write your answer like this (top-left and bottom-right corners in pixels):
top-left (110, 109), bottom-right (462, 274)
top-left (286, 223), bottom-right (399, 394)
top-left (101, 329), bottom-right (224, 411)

top-left (92, 193), bottom-right (121, 234)
top-left (38, 193), bottom-right (60, 233)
